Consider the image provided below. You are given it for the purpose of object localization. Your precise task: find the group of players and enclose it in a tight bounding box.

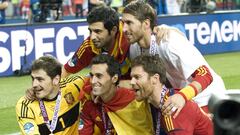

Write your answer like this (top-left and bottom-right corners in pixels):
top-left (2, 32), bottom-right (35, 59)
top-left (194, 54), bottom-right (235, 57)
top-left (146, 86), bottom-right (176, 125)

top-left (15, 0), bottom-right (226, 135)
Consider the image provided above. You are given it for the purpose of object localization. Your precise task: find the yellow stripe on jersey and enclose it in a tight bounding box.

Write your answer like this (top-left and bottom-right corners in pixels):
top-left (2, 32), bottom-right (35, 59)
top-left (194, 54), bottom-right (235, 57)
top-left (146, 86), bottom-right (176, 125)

top-left (78, 43), bottom-right (92, 58)
top-left (60, 76), bottom-right (85, 89)
top-left (164, 115), bottom-right (174, 132)
top-left (76, 39), bottom-right (93, 58)
top-left (118, 22), bottom-right (124, 54)
top-left (163, 93), bottom-right (174, 132)
top-left (197, 66), bottom-right (207, 76)
top-left (20, 100), bottom-right (31, 118)
top-left (111, 22), bottom-right (124, 58)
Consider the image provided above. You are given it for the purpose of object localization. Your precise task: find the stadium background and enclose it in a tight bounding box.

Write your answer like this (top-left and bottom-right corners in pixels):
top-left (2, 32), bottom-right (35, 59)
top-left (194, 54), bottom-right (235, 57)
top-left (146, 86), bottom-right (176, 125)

top-left (0, 2), bottom-right (240, 134)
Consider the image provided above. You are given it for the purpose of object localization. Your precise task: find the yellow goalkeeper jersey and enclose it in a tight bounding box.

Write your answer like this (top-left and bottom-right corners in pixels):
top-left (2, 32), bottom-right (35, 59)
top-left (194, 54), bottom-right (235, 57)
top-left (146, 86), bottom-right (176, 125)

top-left (16, 75), bottom-right (85, 135)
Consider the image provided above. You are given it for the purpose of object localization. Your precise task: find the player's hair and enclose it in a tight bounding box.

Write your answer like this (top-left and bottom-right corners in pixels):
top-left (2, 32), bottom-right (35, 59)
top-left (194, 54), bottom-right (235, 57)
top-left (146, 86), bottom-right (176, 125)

top-left (123, 0), bottom-right (157, 30)
top-left (87, 5), bottom-right (119, 34)
top-left (31, 55), bottom-right (62, 79)
top-left (131, 54), bottom-right (166, 84)
top-left (91, 54), bottom-right (121, 85)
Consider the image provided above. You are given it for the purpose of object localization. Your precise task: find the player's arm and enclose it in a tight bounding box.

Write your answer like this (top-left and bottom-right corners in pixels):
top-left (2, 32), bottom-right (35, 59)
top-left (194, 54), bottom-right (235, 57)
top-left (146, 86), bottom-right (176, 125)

top-left (162, 65), bottom-right (213, 118)
top-left (153, 24), bottom-right (185, 44)
top-left (16, 97), bottom-right (40, 135)
top-left (62, 38), bottom-right (93, 79)
top-left (61, 66), bottom-right (72, 78)
top-left (178, 65), bottom-right (213, 101)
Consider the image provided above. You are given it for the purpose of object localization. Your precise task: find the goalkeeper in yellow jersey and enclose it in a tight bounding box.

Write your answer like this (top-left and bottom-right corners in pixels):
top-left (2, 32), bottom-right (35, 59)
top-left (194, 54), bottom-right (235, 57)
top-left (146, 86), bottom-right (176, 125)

top-left (16, 55), bottom-right (86, 135)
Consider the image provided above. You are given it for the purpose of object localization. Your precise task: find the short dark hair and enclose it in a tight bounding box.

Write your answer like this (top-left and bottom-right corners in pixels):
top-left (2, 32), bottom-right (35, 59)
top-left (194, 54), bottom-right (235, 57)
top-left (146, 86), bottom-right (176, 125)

top-left (123, 0), bottom-right (157, 30)
top-left (31, 55), bottom-right (62, 79)
top-left (91, 54), bottom-right (121, 85)
top-left (87, 5), bottom-right (119, 33)
top-left (131, 54), bottom-right (166, 84)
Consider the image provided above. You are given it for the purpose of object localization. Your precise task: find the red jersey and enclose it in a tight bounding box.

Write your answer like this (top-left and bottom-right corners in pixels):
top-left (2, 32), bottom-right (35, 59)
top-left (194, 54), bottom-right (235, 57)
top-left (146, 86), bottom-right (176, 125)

top-left (64, 22), bottom-right (131, 78)
top-left (152, 90), bottom-right (213, 135)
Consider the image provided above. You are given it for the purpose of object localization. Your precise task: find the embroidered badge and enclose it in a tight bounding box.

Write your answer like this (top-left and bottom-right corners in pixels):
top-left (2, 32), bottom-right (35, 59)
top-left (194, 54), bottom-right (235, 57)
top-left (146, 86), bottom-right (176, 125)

top-left (64, 92), bottom-right (75, 105)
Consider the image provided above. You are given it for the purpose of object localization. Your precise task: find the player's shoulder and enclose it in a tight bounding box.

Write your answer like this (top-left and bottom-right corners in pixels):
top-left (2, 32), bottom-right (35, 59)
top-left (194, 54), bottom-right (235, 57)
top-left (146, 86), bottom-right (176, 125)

top-left (16, 96), bottom-right (36, 106)
top-left (16, 96), bottom-right (38, 119)
top-left (60, 75), bottom-right (86, 87)
top-left (76, 37), bottom-right (92, 52)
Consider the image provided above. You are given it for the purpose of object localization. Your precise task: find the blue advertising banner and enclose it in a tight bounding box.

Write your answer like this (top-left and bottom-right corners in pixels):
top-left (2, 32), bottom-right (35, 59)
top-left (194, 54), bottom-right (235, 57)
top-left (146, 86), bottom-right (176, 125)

top-left (0, 11), bottom-right (240, 76)
top-left (158, 12), bottom-right (240, 55)
top-left (0, 21), bottom-right (89, 76)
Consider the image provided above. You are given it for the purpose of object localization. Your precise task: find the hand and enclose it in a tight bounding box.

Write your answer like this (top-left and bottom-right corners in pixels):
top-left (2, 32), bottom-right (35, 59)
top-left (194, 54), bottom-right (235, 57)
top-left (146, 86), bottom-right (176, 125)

top-left (153, 24), bottom-right (185, 44)
top-left (161, 93), bottom-right (186, 119)
top-left (153, 24), bottom-right (171, 44)
top-left (25, 87), bottom-right (37, 101)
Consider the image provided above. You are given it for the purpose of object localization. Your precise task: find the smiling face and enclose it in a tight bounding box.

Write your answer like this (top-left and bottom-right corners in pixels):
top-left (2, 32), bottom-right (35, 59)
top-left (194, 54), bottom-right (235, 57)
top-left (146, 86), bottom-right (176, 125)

top-left (130, 65), bottom-right (154, 101)
top-left (31, 69), bottom-right (56, 99)
top-left (88, 22), bottom-right (114, 49)
top-left (90, 63), bottom-right (115, 97)
top-left (122, 13), bottom-right (144, 44)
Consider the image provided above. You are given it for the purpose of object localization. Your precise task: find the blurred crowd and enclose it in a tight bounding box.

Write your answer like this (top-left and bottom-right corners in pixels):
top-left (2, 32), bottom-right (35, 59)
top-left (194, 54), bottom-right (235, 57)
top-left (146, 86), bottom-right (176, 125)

top-left (1, 0), bottom-right (240, 24)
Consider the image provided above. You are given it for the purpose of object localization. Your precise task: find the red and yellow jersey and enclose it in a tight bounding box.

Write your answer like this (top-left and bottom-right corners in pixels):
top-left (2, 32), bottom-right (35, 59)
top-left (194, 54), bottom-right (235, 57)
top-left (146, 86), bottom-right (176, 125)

top-left (153, 90), bottom-right (213, 135)
top-left (64, 21), bottom-right (131, 78)
top-left (16, 76), bottom-right (86, 135)
top-left (79, 86), bottom-right (154, 135)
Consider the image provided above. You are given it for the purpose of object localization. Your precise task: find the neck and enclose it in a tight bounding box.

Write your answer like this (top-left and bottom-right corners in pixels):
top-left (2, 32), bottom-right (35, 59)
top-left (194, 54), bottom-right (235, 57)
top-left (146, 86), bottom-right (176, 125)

top-left (104, 34), bottom-right (116, 52)
top-left (148, 83), bottom-right (164, 108)
top-left (101, 85), bottom-right (117, 103)
top-left (46, 86), bottom-right (60, 100)
top-left (138, 29), bottom-right (152, 49)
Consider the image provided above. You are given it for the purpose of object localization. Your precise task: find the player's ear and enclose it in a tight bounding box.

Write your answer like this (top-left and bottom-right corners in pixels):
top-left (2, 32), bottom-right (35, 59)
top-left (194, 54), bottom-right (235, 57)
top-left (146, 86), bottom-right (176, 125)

top-left (53, 75), bottom-right (60, 86)
top-left (111, 26), bottom-right (118, 34)
top-left (143, 19), bottom-right (151, 28)
top-left (112, 74), bottom-right (118, 84)
top-left (150, 73), bottom-right (160, 85)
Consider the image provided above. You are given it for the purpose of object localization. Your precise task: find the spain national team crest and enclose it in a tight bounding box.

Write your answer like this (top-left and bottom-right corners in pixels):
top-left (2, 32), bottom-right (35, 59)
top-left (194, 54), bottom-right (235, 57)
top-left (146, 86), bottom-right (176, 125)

top-left (64, 92), bottom-right (75, 105)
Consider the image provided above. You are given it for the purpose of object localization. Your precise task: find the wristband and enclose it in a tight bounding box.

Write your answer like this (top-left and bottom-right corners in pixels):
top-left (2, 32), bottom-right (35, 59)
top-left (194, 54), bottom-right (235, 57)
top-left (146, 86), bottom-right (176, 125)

top-left (179, 85), bottom-right (198, 101)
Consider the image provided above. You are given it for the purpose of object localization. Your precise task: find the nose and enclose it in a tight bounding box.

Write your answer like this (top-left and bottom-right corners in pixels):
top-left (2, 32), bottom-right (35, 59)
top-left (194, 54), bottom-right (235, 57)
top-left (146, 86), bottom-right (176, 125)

top-left (130, 78), bottom-right (136, 86)
top-left (90, 76), bottom-right (97, 84)
top-left (32, 79), bottom-right (39, 88)
top-left (90, 32), bottom-right (97, 40)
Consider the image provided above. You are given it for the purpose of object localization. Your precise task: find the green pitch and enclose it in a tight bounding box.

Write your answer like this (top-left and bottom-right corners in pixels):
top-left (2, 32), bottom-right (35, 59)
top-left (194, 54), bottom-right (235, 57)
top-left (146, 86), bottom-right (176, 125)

top-left (0, 52), bottom-right (240, 134)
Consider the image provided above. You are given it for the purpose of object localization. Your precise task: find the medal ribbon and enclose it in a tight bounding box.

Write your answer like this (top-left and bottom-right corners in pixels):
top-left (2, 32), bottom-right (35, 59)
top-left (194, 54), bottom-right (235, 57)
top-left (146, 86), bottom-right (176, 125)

top-left (155, 85), bottom-right (168, 135)
top-left (101, 104), bottom-right (113, 135)
top-left (39, 91), bottom-right (62, 134)
top-left (149, 34), bottom-right (157, 55)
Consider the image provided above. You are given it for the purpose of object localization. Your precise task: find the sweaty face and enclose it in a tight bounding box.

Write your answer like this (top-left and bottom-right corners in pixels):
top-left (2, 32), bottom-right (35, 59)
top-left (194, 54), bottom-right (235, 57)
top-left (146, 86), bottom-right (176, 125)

top-left (90, 64), bottom-right (114, 97)
top-left (88, 22), bottom-right (112, 49)
top-left (31, 69), bottom-right (55, 99)
top-left (122, 13), bottom-right (144, 44)
top-left (130, 66), bottom-right (154, 101)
